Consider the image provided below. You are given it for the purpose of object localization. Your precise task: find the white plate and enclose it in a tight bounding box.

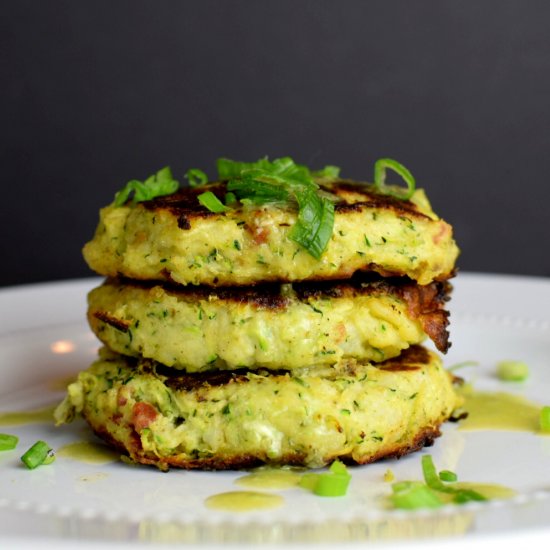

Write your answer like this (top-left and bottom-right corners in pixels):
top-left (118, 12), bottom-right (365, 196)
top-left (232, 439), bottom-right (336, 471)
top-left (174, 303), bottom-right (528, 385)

top-left (1, 273), bottom-right (550, 549)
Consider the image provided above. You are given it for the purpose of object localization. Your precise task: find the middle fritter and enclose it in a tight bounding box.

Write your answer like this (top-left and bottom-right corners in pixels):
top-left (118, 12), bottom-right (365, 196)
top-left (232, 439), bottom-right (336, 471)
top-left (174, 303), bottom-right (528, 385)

top-left (88, 275), bottom-right (450, 372)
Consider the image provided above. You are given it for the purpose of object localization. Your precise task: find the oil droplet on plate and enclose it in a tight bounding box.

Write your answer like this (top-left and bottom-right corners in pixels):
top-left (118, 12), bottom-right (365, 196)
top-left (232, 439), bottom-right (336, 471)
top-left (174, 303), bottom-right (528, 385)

top-left (205, 491), bottom-right (284, 512)
top-left (235, 468), bottom-right (302, 490)
top-left (0, 405), bottom-right (56, 426)
top-left (459, 391), bottom-right (542, 433)
top-left (56, 441), bottom-right (119, 465)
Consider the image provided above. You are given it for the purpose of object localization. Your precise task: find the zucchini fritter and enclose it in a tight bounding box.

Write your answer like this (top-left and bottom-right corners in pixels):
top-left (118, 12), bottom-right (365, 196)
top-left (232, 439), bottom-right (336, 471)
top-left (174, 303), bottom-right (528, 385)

top-left (83, 180), bottom-right (459, 286)
top-left (87, 276), bottom-right (451, 372)
top-left (54, 345), bottom-right (461, 470)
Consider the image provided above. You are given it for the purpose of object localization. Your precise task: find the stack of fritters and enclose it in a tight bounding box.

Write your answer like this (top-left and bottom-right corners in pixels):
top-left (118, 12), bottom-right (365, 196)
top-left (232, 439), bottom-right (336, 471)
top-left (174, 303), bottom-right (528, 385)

top-left (56, 173), bottom-right (461, 470)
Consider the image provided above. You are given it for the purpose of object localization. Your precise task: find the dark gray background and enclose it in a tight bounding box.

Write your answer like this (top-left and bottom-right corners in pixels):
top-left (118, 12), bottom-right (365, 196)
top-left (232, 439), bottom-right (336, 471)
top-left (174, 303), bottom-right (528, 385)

top-left (3, 0), bottom-right (550, 287)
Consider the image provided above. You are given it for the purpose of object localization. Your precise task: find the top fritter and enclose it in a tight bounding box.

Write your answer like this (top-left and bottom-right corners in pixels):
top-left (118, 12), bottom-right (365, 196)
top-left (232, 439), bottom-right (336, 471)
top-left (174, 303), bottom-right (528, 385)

top-left (83, 158), bottom-right (459, 286)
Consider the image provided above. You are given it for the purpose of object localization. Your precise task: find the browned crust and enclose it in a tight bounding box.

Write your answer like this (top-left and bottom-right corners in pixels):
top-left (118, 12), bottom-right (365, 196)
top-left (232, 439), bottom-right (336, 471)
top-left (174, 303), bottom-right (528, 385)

top-left (137, 180), bottom-right (431, 229)
top-left (94, 276), bottom-right (451, 353)
top-left (83, 412), bottom-right (444, 471)
top-left (93, 311), bottom-right (130, 332)
top-left (109, 265), bottom-right (455, 288)
top-left (78, 342), bottom-right (451, 471)
top-left (148, 344), bottom-right (432, 391)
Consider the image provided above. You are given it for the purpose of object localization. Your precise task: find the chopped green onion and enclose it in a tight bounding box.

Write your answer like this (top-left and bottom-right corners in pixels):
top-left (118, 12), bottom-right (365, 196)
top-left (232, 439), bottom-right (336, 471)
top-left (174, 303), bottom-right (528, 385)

top-left (224, 192), bottom-right (237, 205)
top-left (439, 470), bottom-right (458, 482)
top-left (374, 158), bottom-right (416, 200)
top-left (298, 473), bottom-right (318, 491)
top-left (328, 460), bottom-right (349, 476)
top-left (313, 471), bottom-right (351, 497)
top-left (184, 168), bottom-right (208, 187)
top-left (114, 166), bottom-right (179, 206)
top-left (422, 455), bottom-right (486, 504)
top-left (299, 460), bottom-right (351, 497)
top-left (198, 191), bottom-right (229, 213)
top-left (222, 156), bottom-right (337, 258)
top-left (227, 177), bottom-right (290, 204)
top-left (289, 186), bottom-right (335, 260)
top-left (187, 156), bottom-right (417, 259)
top-left (540, 406), bottom-right (550, 432)
top-left (496, 360), bottom-right (529, 382)
top-left (421, 454), bottom-right (448, 491)
top-left (390, 455), bottom-right (493, 510)
top-left (217, 157), bottom-right (272, 179)
top-left (390, 481), bottom-right (443, 510)
top-left (0, 433), bottom-right (19, 451)
top-left (21, 440), bottom-right (55, 469)
top-left (312, 165), bottom-right (341, 179)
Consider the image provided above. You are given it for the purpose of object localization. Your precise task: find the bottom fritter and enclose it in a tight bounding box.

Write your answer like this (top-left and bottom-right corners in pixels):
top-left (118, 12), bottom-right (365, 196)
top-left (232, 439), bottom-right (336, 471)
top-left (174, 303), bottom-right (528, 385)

top-left (54, 345), bottom-right (461, 470)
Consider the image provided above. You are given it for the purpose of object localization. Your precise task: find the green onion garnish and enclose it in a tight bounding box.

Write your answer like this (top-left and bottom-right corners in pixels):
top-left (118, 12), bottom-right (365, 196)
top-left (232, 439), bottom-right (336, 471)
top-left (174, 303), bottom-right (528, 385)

top-left (184, 168), bottom-right (208, 187)
top-left (110, 156), bottom-right (420, 261)
top-left (390, 455), bottom-right (491, 510)
top-left (390, 481), bottom-right (443, 510)
top-left (197, 191), bottom-right (229, 213)
top-left (421, 455), bottom-right (486, 504)
top-left (439, 470), bottom-right (458, 482)
top-left (21, 440), bottom-right (55, 469)
top-left (114, 166), bottom-right (179, 206)
top-left (540, 406), bottom-right (550, 432)
top-left (0, 433), bottom-right (19, 451)
top-left (299, 460), bottom-right (351, 497)
top-left (374, 158), bottom-right (416, 200)
top-left (312, 165), bottom-right (341, 179)
top-left (289, 185), bottom-right (335, 260)
top-left (222, 156), bottom-right (338, 259)
top-left (496, 360), bottom-right (529, 382)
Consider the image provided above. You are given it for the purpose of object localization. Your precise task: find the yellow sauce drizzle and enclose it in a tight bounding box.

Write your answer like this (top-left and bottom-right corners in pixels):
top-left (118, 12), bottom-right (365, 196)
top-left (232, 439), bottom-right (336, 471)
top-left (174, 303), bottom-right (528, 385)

top-left (452, 482), bottom-right (516, 500)
top-left (56, 441), bottom-right (119, 464)
top-left (205, 491), bottom-right (284, 512)
top-left (235, 468), bottom-right (302, 490)
top-left (459, 390), bottom-right (542, 433)
top-left (0, 405), bottom-right (56, 426)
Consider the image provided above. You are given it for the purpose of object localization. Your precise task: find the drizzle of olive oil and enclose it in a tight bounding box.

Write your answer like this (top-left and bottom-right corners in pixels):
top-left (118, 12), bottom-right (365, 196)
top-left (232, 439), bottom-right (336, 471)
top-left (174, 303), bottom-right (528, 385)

top-left (459, 390), bottom-right (542, 433)
top-left (205, 491), bottom-right (284, 512)
top-left (235, 468), bottom-right (302, 490)
top-left (452, 482), bottom-right (516, 500)
top-left (56, 441), bottom-right (119, 465)
top-left (0, 405), bottom-right (56, 426)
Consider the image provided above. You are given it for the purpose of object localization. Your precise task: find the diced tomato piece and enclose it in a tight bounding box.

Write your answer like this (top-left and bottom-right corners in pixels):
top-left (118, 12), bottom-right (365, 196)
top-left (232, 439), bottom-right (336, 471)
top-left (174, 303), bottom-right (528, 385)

top-left (132, 402), bottom-right (158, 431)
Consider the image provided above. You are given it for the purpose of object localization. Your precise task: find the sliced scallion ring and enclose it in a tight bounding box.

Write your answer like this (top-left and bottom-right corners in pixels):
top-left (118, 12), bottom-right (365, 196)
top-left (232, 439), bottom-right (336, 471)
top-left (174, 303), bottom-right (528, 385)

top-left (374, 158), bottom-right (416, 200)
top-left (439, 470), bottom-right (458, 482)
top-left (298, 460), bottom-right (351, 497)
top-left (197, 191), bottom-right (229, 213)
top-left (185, 168), bottom-right (208, 187)
top-left (496, 360), bottom-right (529, 382)
top-left (21, 440), bottom-right (55, 469)
top-left (0, 433), bottom-right (19, 451)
